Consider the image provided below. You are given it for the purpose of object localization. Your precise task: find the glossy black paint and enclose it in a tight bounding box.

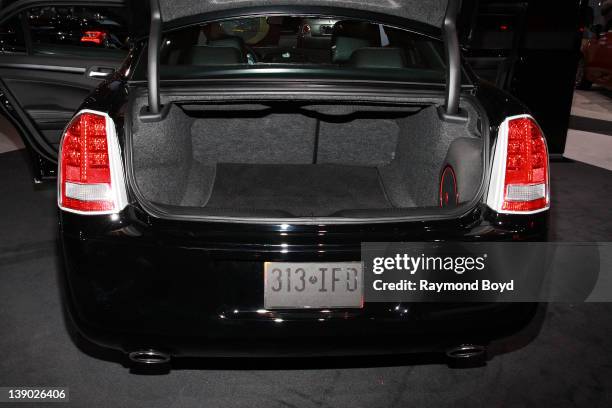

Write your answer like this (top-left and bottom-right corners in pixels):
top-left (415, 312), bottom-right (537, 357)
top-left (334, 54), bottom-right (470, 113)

top-left (59, 197), bottom-right (547, 356)
top-left (60, 75), bottom-right (549, 355)
top-left (55, 10), bottom-right (549, 358)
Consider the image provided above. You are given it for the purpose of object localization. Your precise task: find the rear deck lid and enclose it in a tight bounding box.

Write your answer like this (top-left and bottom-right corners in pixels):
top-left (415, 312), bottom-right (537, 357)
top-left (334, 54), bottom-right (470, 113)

top-left (157, 0), bottom-right (450, 29)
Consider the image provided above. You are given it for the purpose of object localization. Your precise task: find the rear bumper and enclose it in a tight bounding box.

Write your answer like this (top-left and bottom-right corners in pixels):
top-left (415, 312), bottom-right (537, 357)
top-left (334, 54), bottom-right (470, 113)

top-left (59, 204), bottom-right (548, 357)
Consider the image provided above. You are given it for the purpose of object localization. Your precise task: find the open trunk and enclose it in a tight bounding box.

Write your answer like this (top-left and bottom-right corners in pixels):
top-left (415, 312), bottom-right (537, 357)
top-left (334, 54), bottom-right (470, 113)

top-left (128, 97), bottom-right (485, 221)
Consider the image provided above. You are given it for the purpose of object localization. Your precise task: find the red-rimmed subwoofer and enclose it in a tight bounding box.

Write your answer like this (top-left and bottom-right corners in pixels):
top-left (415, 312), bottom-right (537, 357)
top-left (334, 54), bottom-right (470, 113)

top-left (440, 165), bottom-right (458, 208)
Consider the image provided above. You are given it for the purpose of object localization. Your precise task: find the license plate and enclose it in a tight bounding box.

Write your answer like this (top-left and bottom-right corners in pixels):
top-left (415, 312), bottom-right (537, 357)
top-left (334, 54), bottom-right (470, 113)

top-left (264, 262), bottom-right (363, 309)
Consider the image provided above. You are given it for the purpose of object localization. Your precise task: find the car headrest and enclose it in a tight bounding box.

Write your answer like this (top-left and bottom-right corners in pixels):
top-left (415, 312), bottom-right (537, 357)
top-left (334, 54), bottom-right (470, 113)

top-left (332, 37), bottom-right (371, 63)
top-left (187, 46), bottom-right (244, 65)
top-left (331, 21), bottom-right (381, 63)
top-left (332, 21), bottom-right (380, 42)
top-left (208, 36), bottom-right (245, 53)
top-left (348, 48), bottom-right (407, 69)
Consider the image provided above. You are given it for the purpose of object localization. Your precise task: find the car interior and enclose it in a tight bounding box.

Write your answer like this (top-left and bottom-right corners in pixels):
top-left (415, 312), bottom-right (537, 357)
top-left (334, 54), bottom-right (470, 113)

top-left (160, 17), bottom-right (446, 71)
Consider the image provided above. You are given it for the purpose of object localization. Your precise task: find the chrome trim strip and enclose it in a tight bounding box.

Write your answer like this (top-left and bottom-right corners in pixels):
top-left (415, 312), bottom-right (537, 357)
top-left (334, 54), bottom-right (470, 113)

top-left (0, 63), bottom-right (86, 74)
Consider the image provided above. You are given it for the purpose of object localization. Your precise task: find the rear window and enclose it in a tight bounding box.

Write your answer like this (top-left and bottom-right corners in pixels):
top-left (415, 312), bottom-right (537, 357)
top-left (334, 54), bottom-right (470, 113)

top-left (136, 16), bottom-right (450, 83)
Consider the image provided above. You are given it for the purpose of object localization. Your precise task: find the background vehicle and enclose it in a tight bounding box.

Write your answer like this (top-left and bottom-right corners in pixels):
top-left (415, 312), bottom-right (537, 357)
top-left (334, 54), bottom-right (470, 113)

top-left (577, 0), bottom-right (612, 90)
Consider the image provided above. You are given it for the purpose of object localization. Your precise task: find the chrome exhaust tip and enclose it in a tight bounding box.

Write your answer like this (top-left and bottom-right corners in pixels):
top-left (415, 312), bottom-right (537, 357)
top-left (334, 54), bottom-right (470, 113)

top-left (446, 344), bottom-right (487, 367)
top-left (128, 349), bottom-right (171, 365)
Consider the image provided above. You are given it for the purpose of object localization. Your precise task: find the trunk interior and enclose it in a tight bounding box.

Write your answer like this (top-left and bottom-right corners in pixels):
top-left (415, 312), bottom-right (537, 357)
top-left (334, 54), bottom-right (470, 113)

top-left (129, 97), bottom-right (484, 220)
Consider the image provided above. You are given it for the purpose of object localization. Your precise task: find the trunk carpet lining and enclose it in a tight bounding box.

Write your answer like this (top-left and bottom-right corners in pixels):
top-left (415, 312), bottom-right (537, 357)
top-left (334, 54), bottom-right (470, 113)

top-left (130, 103), bottom-right (484, 215)
top-left (204, 163), bottom-right (395, 217)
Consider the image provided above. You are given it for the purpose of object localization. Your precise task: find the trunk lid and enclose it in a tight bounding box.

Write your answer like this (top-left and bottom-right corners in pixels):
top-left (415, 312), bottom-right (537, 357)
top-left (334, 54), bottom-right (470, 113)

top-left (157, 0), bottom-right (450, 28)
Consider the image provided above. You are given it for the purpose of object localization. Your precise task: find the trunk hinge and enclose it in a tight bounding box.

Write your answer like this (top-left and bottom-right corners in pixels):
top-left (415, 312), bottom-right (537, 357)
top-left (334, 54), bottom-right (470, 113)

top-left (439, 0), bottom-right (468, 123)
top-left (140, 0), bottom-right (169, 122)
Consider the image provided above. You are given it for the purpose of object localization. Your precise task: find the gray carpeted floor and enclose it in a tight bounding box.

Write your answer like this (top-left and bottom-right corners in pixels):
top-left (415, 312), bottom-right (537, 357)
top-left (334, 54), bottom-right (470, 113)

top-left (1, 149), bottom-right (612, 408)
top-left (206, 163), bottom-right (393, 216)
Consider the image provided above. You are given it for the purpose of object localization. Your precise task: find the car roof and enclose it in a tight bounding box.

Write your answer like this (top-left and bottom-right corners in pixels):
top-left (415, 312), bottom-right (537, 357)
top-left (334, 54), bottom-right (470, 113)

top-left (157, 0), bottom-right (450, 28)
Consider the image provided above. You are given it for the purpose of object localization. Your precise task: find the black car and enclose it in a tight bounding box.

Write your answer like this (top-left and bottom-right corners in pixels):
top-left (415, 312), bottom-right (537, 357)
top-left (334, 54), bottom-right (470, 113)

top-left (1, 0), bottom-right (550, 367)
top-left (27, 5), bottom-right (129, 50)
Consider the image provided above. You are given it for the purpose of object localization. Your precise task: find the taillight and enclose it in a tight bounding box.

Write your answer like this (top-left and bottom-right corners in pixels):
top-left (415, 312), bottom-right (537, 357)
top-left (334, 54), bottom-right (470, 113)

top-left (58, 110), bottom-right (128, 214)
top-left (80, 30), bottom-right (107, 45)
top-left (487, 115), bottom-right (550, 214)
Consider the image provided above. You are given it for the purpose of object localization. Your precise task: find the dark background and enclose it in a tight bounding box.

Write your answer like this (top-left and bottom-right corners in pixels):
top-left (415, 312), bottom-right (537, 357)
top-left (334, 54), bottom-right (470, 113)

top-left (460, 0), bottom-right (589, 155)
